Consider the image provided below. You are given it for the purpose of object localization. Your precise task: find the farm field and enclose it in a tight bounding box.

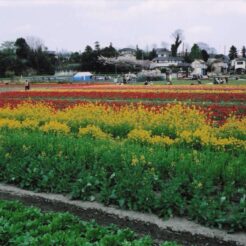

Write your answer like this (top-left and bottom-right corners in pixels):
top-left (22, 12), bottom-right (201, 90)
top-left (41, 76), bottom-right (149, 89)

top-left (1, 82), bottom-right (246, 124)
top-left (0, 82), bottom-right (245, 236)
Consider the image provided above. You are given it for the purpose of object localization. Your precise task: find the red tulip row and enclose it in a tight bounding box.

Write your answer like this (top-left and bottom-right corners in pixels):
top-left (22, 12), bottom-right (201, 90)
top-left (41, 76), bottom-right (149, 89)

top-left (1, 90), bottom-right (246, 102)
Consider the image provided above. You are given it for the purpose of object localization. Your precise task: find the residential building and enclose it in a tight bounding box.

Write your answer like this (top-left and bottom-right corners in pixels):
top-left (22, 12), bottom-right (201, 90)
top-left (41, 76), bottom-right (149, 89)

top-left (207, 58), bottom-right (228, 74)
top-left (118, 48), bottom-right (136, 56)
top-left (191, 59), bottom-right (207, 76)
top-left (156, 48), bottom-right (171, 58)
top-left (230, 58), bottom-right (246, 73)
top-left (150, 56), bottom-right (184, 69)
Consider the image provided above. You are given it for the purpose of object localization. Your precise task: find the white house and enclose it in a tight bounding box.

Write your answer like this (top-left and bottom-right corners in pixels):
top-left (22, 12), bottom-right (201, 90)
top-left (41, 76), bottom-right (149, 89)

top-left (231, 58), bottom-right (246, 72)
top-left (150, 57), bottom-right (184, 69)
top-left (118, 48), bottom-right (136, 57)
top-left (156, 48), bottom-right (171, 58)
top-left (191, 59), bottom-right (207, 76)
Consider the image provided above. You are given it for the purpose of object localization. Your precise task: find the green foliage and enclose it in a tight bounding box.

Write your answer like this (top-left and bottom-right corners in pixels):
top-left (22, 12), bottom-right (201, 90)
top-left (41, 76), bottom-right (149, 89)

top-left (15, 37), bottom-right (30, 60)
top-left (201, 49), bottom-right (209, 62)
top-left (29, 47), bottom-right (55, 75)
top-left (242, 46), bottom-right (246, 58)
top-left (136, 45), bottom-right (143, 60)
top-left (0, 129), bottom-right (245, 231)
top-left (100, 42), bottom-right (118, 58)
top-left (0, 45), bottom-right (17, 77)
top-left (79, 42), bottom-right (121, 73)
top-left (0, 37), bottom-right (55, 77)
top-left (189, 44), bottom-right (202, 62)
top-left (228, 45), bottom-right (238, 60)
top-left (148, 48), bottom-right (157, 60)
top-left (1, 200), bottom-right (176, 245)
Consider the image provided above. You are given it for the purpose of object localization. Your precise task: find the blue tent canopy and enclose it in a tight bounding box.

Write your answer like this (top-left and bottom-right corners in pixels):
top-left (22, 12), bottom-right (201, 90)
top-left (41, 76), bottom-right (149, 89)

top-left (73, 72), bottom-right (93, 81)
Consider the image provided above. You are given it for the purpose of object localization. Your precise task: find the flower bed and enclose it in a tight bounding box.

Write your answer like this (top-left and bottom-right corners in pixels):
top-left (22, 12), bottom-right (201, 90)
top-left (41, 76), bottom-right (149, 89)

top-left (0, 103), bottom-right (245, 231)
top-left (0, 84), bottom-right (245, 233)
top-left (1, 90), bottom-right (246, 102)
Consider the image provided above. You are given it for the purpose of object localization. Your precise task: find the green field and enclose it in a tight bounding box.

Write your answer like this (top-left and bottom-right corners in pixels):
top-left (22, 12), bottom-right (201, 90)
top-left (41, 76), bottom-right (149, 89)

top-left (0, 129), bottom-right (245, 232)
top-left (0, 200), bottom-right (180, 246)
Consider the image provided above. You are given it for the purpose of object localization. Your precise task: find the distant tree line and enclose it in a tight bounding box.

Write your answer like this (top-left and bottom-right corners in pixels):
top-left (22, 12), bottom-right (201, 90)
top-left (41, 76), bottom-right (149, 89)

top-left (0, 34), bottom-right (245, 77)
top-left (0, 38), bottom-right (55, 77)
top-left (65, 42), bottom-right (119, 73)
top-left (184, 44), bottom-right (246, 63)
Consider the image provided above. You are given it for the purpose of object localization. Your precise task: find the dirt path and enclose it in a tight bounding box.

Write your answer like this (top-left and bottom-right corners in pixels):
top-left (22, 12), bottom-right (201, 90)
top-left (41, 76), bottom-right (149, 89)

top-left (0, 183), bottom-right (245, 246)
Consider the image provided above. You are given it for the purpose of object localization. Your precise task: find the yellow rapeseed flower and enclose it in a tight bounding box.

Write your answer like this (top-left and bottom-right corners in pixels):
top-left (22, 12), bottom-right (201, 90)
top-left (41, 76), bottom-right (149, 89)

top-left (78, 125), bottom-right (110, 140)
top-left (40, 121), bottom-right (70, 134)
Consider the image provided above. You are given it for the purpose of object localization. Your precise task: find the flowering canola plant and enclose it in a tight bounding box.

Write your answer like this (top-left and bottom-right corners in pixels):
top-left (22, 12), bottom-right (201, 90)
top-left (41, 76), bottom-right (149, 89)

top-left (0, 102), bottom-right (245, 150)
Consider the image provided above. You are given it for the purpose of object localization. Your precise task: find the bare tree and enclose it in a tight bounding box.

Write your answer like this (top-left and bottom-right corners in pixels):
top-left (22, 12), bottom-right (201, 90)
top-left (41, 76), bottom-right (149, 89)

top-left (171, 29), bottom-right (184, 56)
top-left (26, 36), bottom-right (45, 51)
top-left (197, 42), bottom-right (210, 52)
top-left (197, 42), bottom-right (217, 54)
top-left (0, 41), bottom-right (16, 51)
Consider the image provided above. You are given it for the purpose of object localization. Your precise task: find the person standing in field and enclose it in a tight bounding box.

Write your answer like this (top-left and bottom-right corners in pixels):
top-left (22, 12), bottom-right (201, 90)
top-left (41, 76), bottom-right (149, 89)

top-left (24, 80), bottom-right (30, 91)
top-left (166, 71), bottom-right (172, 85)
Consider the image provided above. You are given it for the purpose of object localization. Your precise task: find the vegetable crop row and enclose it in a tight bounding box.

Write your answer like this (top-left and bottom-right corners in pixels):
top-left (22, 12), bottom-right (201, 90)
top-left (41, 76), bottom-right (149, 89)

top-left (0, 200), bottom-right (181, 245)
top-left (0, 130), bottom-right (245, 231)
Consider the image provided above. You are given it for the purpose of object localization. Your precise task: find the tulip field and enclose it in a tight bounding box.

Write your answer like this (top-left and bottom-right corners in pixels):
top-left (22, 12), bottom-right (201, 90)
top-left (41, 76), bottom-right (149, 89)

top-left (0, 83), bottom-right (245, 235)
top-left (1, 83), bottom-right (246, 124)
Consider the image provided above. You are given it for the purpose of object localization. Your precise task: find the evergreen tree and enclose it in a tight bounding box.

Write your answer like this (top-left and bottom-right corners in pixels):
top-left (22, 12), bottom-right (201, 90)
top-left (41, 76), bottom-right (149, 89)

top-left (0, 50), bottom-right (16, 77)
top-left (81, 45), bottom-right (96, 71)
top-left (15, 38), bottom-right (30, 60)
top-left (184, 49), bottom-right (192, 63)
top-left (136, 45), bottom-right (144, 60)
top-left (0, 41), bottom-right (17, 77)
top-left (100, 43), bottom-right (118, 58)
top-left (201, 49), bottom-right (209, 62)
top-left (242, 46), bottom-right (246, 58)
top-left (189, 44), bottom-right (202, 61)
top-left (29, 48), bottom-right (55, 75)
top-left (14, 38), bottom-right (31, 74)
top-left (70, 52), bottom-right (81, 63)
top-left (85, 45), bottom-right (93, 53)
top-left (228, 45), bottom-right (238, 60)
top-left (148, 48), bottom-right (157, 60)
top-left (94, 41), bottom-right (100, 52)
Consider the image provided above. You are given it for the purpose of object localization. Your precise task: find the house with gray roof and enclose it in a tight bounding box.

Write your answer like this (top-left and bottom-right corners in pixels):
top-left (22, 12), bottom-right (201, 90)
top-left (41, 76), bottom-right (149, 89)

top-left (150, 56), bottom-right (184, 69)
top-left (207, 58), bottom-right (228, 75)
top-left (156, 48), bottom-right (171, 58)
top-left (118, 48), bottom-right (136, 56)
top-left (191, 59), bottom-right (207, 76)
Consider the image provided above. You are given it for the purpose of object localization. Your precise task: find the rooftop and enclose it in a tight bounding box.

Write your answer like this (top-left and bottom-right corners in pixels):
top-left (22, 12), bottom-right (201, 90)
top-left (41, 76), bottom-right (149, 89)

top-left (152, 56), bottom-right (184, 62)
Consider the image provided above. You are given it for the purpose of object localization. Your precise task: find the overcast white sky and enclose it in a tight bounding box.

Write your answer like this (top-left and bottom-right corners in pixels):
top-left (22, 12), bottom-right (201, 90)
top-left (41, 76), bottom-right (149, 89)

top-left (0, 0), bottom-right (245, 54)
